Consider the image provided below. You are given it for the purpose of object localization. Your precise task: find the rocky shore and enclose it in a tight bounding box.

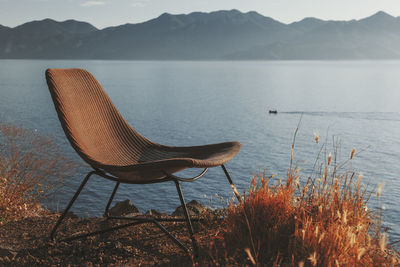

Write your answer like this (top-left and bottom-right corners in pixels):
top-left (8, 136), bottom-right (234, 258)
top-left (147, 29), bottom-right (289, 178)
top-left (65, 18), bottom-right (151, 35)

top-left (0, 200), bottom-right (223, 266)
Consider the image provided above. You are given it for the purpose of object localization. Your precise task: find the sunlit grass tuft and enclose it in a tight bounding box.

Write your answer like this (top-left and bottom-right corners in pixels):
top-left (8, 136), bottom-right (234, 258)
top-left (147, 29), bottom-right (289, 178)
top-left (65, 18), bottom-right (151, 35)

top-left (214, 134), bottom-right (400, 266)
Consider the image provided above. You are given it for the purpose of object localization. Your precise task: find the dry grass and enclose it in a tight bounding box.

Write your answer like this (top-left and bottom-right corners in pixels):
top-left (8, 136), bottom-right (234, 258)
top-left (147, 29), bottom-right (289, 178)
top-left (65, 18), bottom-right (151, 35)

top-left (0, 123), bottom-right (76, 225)
top-left (217, 134), bottom-right (400, 266)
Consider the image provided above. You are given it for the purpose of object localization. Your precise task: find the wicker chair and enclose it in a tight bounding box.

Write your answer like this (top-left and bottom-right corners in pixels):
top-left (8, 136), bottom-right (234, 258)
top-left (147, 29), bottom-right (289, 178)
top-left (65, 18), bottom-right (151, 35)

top-left (46, 68), bottom-right (241, 255)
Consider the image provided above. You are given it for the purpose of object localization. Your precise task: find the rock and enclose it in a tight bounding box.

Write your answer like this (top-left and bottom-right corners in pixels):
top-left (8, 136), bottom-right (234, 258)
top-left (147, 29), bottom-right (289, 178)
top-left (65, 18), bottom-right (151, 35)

top-left (108, 200), bottom-right (140, 217)
top-left (121, 213), bottom-right (140, 218)
top-left (0, 246), bottom-right (17, 259)
top-left (144, 209), bottom-right (168, 217)
top-left (172, 200), bottom-right (205, 217)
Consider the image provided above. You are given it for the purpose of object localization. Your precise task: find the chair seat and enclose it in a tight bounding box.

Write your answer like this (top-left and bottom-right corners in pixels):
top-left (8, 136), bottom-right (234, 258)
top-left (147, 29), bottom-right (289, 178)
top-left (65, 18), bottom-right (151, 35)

top-left (104, 141), bottom-right (241, 182)
top-left (45, 68), bottom-right (241, 183)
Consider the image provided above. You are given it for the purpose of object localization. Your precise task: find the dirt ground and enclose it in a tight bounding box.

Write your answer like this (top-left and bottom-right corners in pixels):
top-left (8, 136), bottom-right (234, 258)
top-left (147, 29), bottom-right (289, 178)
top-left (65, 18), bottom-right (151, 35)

top-left (0, 212), bottom-right (224, 266)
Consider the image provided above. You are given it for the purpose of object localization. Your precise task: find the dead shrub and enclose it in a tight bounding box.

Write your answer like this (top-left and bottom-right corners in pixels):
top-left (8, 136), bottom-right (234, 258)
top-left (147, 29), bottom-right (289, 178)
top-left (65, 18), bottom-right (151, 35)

top-left (0, 123), bottom-right (76, 224)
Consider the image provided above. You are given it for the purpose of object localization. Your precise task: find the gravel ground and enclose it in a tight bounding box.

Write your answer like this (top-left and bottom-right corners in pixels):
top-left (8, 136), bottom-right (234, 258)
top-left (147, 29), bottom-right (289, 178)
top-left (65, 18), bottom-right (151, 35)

top-left (0, 211), bottom-right (223, 266)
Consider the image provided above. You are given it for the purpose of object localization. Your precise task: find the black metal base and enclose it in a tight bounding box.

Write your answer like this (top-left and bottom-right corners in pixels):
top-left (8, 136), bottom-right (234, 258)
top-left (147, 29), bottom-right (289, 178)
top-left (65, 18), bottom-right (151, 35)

top-left (50, 164), bottom-right (237, 257)
top-left (59, 215), bottom-right (191, 253)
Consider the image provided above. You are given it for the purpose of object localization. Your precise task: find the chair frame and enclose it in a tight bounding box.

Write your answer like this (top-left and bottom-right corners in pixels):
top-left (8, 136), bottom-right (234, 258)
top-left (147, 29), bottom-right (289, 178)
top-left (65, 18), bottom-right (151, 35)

top-left (50, 164), bottom-right (238, 255)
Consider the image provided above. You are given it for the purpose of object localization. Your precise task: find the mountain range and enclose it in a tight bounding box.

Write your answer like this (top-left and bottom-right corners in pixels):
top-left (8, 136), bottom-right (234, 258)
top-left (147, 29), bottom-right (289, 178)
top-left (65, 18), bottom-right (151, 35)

top-left (1, 10), bottom-right (400, 60)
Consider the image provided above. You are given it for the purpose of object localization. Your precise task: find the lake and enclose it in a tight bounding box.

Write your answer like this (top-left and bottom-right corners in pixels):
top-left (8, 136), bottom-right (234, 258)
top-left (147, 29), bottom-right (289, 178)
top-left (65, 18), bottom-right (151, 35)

top-left (0, 60), bottom-right (399, 243)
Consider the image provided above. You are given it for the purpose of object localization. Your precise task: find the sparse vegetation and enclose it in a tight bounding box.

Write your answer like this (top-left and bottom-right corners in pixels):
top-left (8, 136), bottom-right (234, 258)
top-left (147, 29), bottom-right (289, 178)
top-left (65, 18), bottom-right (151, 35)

top-left (0, 123), bottom-right (75, 225)
top-left (211, 133), bottom-right (400, 266)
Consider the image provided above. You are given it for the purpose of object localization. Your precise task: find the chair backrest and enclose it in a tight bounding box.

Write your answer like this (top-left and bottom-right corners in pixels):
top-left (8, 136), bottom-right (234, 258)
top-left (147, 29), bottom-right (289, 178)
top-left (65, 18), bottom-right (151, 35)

top-left (45, 68), bottom-right (151, 168)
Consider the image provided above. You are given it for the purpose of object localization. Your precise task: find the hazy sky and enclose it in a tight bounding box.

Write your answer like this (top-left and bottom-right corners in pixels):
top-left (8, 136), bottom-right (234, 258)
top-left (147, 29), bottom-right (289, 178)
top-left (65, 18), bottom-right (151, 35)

top-left (1, 0), bottom-right (400, 29)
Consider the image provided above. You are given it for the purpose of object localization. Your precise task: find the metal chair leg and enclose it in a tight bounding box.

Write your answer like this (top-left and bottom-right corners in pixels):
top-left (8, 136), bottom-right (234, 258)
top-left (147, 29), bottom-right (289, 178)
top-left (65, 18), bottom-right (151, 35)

top-left (51, 173), bottom-right (195, 254)
top-left (50, 171), bottom-right (95, 240)
top-left (174, 180), bottom-right (199, 257)
top-left (59, 216), bottom-right (189, 253)
top-left (221, 164), bottom-right (241, 203)
top-left (104, 181), bottom-right (120, 217)
top-left (52, 170), bottom-right (230, 257)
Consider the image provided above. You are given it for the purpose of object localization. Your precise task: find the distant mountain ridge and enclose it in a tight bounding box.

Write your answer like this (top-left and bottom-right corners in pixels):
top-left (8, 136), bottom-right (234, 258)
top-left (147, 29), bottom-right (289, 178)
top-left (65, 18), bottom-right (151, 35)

top-left (1, 10), bottom-right (400, 59)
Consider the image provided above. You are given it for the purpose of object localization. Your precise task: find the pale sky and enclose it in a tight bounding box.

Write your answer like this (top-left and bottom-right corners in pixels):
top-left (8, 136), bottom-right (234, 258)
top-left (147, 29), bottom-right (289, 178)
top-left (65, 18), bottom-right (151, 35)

top-left (1, 0), bottom-right (400, 29)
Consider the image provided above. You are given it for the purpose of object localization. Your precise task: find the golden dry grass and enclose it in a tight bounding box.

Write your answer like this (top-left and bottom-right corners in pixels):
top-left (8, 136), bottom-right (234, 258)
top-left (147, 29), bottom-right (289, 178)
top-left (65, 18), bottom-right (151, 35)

top-left (219, 135), bottom-right (400, 266)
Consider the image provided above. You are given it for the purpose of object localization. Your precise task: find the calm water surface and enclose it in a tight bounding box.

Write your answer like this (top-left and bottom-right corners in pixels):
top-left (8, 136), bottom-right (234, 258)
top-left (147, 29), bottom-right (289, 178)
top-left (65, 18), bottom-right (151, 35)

top-left (0, 60), bottom-right (399, 243)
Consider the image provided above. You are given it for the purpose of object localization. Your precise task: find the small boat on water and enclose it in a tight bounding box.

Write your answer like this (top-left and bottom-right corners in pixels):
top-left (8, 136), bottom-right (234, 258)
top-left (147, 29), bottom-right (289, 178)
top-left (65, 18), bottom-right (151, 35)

top-left (269, 110), bottom-right (278, 114)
